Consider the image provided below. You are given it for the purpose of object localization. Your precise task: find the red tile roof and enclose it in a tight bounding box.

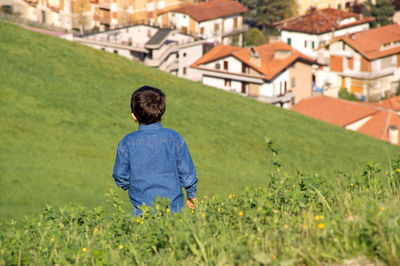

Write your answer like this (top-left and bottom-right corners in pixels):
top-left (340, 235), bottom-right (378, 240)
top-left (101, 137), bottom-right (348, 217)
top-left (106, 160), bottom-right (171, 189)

top-left (293, 95), bottom-right (400, 145)
top-left (335, 24), bottom-right (400, 60)
top-left (292, 95), bottom-right (377, 127)
top-left (164, 0), bottom-right (248, 22)
top-left (275, 8), bottom-right (373, 34)
top-left (365, 96), bottom-right (400, 112)
top-left (192, 42), bottom-right (315, 80)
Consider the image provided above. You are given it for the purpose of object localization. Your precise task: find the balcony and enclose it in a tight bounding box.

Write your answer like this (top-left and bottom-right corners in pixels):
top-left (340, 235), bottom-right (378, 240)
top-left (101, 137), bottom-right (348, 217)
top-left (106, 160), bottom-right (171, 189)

top-left (221, 24), bottom-right (249, 37)
top-left (256, 91), bottom-right (294, 104)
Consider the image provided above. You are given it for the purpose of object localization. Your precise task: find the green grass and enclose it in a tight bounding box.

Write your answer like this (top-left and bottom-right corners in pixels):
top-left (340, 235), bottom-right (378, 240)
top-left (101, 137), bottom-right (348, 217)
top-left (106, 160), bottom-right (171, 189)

top-left (0, 21), bottom-right (399, 221)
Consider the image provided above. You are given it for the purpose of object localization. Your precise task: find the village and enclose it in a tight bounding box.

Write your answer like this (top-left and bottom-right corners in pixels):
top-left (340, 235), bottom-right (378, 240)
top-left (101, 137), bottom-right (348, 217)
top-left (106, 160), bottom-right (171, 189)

top-left (4, 0), bottom-right (400, 146)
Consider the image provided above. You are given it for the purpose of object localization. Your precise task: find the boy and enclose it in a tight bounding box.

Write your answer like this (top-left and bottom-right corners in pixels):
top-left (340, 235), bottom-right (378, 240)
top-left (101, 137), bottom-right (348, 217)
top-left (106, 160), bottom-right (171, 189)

top-left (112, 86), bottom-right (197, 215)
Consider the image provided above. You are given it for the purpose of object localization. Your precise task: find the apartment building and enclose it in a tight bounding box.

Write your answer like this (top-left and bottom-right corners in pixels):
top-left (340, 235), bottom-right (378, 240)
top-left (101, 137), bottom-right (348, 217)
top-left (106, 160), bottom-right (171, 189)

top-left (92, 0), bottom-right (187, 30)
top-left (12, 0), bottom-right (94, 31)
top-left (191, 42), bottom-right (315, 108)
top-left (157, 0), bottom-right (248, 46)
top-left (315, 23), bottom-right (400, 101)
top-left (297, 0), bottom-right (367, 15)
top-left (275, 8), bottom-right (373, 57)
top-left (71, 24), bottom-right (205, 78)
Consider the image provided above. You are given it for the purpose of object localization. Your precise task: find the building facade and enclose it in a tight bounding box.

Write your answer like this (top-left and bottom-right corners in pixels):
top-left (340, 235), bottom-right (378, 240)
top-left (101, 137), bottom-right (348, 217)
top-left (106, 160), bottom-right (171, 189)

top-left (315, 23), bottom-right (400, 101)
top-left (70, 24), bottom-right (204, 79)
top-left (92, 0), bottom-right (187, 30)
top-left (275, 8), bottom-right (373, 58)
top-left (13, 0), bottom-right (94, 31)
top-left (297, 0), bottom-right (367, 15)
top-left (157, 0), bottom-right (248, 46)
top-left (191, 42), bottom-right (315, 108)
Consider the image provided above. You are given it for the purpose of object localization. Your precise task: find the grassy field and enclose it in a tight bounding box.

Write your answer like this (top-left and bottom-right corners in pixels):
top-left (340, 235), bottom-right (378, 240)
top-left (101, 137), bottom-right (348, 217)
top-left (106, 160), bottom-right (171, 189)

top-left (0, 22), bottom-right (399, 221)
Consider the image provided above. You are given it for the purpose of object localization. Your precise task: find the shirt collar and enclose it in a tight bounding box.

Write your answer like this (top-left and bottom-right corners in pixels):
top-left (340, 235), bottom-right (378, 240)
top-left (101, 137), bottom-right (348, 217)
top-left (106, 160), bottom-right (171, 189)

top-left (138, 122), bottom-right (162, 131)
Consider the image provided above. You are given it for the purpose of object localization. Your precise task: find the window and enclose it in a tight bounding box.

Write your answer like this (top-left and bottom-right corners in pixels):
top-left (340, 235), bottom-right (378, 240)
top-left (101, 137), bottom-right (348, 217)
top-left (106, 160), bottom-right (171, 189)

top-left (183, 15), bottom-right (186, 18)
top-left (223, 60), bottom-right (228, 70)
top-left (181, 26), bottom-right (187, 33)
top-left (183, 53), bottom-right (187, 57)
top-left (311, 41), bottom-right (315, 49)
top-left (241, 82), bottom-right (247, 94)
top-left (147, 30), bottom-right (152, 37)
top-left (233, 17), bottom-right (238, 29)
top-left (200, 27), bottom-right (204, 34)
top-left (215, 63), bottom-right (221, 70)
top-left (224, 79), bottom-right (232, 87)
top-left (183, 67), bottom-right (187, 75)
top-left (291, 77), bottom-right (296, 88)
top-left (287, 38), bottom-right (291, 45)
top-left (114, 50), bottom-right (118, 54)
top-left (101, 47), bottom-right (105, 51)
top-left (241, 63), bottom-right (248, 74)
top-left (304, 40), bottom-right (307, 48)
top-left (214, 23), bottom-right (219, 32)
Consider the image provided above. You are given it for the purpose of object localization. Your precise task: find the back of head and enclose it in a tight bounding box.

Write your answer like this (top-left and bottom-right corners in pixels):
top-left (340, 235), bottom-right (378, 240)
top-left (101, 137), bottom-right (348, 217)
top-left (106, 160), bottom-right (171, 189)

top-left (131, 86), bottom-right (166, 125)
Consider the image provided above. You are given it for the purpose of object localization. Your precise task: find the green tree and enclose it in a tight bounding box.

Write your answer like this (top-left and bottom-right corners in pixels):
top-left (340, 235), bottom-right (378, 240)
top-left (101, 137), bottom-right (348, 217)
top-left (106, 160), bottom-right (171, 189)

top-left (364, 0), bottom-right (395, 27)
top-left (239, 0), bottom-right (297, 31)
top-left (244, 28), bottom-right (267, 46)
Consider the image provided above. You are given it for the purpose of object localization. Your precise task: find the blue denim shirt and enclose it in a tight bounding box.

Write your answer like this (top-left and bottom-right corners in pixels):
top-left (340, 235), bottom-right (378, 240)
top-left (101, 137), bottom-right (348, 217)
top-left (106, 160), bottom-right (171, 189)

top-left (113, 123), bottom-right (197, 215)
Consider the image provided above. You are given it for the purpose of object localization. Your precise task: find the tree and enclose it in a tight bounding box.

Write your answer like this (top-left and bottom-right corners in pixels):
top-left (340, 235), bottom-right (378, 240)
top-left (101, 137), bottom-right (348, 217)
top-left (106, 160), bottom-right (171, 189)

top-left (244, 28), bottom-right (267, 46)
top-left (363, 0), bottom-right (395, 27)
top-left (239, 0), bottom-right (297, 31)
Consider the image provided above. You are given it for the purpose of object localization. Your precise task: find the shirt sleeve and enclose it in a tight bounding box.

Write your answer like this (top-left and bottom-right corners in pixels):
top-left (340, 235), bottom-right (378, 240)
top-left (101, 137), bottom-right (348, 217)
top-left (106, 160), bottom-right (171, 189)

top-left (176, 139), bottom-right (198, 199)
top-left (112, 139), bottom-right (130, 190)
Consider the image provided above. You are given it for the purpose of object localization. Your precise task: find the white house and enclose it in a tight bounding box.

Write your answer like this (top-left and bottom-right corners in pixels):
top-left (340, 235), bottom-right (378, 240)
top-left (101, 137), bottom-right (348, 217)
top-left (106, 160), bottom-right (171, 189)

top-left (191, 42), bottom-right (316, 108)
top-left (314, 23), bottom-right (400, 101)
top-left (72, 24), bottom-right (205, 79)
top-left (157, 0), bottom-right (248, 46)
top-left (275, 8), bottom-right (373, 58)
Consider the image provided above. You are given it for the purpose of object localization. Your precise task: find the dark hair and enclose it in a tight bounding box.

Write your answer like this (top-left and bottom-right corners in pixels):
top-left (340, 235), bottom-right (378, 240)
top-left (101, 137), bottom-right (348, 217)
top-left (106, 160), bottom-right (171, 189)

top-left (130, 86), bottom-right (166, 125)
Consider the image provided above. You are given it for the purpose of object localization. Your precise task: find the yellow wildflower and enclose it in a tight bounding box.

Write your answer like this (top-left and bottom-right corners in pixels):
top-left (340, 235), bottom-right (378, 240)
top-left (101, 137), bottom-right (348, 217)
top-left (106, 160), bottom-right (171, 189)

top-left (82, 248), bottom-right (88, 252)
top-left (385, 171), bottom-right (389, 175)
top-left (379, 206), bottom-right (385, 211)
top-left (201, 212), bottom-right (206, 218)
top-left (228, 194), bottom-right (235, 199)
top-left (349, 183), bottom-right (354, 187)
top-left (191, 209), bottom-right (195, 213)
top-left (238, 211), bottom-right (244, 217)
top-left (217, 208), bottom-right (221, 212)
top-left (200, 200), bottom-right (205, 204)
top-left (50, 237), bottom-right (55, 242)
top-left (317, 223), bottom-right (325, 229)
top-left (283, 224), bottom-right (289, 229)
top-left (140, 220), bottom-right (144, 224)
top-left (166, 208), bottom-right (170, 213)
top-left (118, 245), bottom-right (124, 249)
top-left (396, 168), bottom-right (400, 172)
top-left (93, 228), bottom-right (98, 234)
top-left (314, 215), bottom-right (324, 221)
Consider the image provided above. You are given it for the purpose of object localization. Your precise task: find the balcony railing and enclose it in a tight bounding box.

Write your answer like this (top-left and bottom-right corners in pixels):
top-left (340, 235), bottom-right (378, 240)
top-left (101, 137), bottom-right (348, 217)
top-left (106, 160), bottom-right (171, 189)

top-left (256, 91), bottom-right (294, 104)
top-left (221, 24), bottom-right (249, 37)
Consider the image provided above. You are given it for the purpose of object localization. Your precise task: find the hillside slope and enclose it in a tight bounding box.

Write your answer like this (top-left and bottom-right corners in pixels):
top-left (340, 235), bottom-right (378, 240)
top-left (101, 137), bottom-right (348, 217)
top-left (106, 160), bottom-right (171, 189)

top-left (0, 22), bottom-right (398, 220)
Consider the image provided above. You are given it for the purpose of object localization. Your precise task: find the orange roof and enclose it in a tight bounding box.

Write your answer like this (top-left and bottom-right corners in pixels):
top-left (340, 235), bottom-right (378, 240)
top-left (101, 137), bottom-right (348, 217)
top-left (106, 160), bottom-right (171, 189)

top-left (292, 95), bottom-right (377, 127)
top-left (192, 42), bottom-right (315, 80)
top-left (275, 8), bottom-right (373, 34)
top-left (358, 110), bottom-right (400, 144)
top-left (164, 0), bottom-right (248, 22)
top-left (293, 95), bottom-right (400, 145)
top-left (336, 24), bottom-right (400, 60)
top-left (364, 96), bottom-right (400, 112)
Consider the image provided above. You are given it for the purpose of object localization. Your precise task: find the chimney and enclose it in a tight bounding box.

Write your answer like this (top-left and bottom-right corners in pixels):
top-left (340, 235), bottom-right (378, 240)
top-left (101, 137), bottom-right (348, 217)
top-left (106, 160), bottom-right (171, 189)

top-left (249, 47), bottom-right (261, 67)
top-left (388, 125), bottom-right (399, 145)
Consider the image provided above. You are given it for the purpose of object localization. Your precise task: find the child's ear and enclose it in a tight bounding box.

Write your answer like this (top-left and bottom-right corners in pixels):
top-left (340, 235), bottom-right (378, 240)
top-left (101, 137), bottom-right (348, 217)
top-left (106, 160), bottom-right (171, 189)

top-left (131, 112), bottom-right (138, 122)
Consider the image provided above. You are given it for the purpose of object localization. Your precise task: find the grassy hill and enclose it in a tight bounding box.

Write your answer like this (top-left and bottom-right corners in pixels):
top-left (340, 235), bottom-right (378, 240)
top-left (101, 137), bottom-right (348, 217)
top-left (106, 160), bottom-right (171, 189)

top-left (0, 22), bottom-right (398, 221)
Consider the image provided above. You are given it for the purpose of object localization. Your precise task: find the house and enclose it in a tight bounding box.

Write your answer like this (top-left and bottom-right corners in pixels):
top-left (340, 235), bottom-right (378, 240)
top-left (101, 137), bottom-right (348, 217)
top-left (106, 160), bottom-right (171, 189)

top-left (157, 0), bottom-right (248, 46)
top-left (275, 8), bottom-right (373, 57)
top-left (292, 95), bottom-right (400, 145)
top-left (12, 0), bottom-right (94, 31)
top-left (191, 42), bottom-right (316, 108)
top-left (71, 24), bottom-right (205, 79)
top-left (297, 0), bottom-right (367, 15)
top-left (315, 23), bottom-right (400, 101)
top-left (92, 0), bottom-right (187, 30)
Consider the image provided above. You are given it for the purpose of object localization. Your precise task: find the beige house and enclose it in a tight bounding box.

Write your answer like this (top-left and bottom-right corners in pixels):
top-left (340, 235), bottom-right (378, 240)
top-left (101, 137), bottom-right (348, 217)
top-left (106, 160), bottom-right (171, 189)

top-left (191, 42), bottom-right (315, 108)
top-left (315, 23), bottom-right (400, 101)
top-left (12, 0), bottom-right (94, 31)
top-left (157, 0), bottom-right (248, 46)
top-left (297, 0), bottom-right (367, 15)
top-left (92, 0), bottom-right (188, 30)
